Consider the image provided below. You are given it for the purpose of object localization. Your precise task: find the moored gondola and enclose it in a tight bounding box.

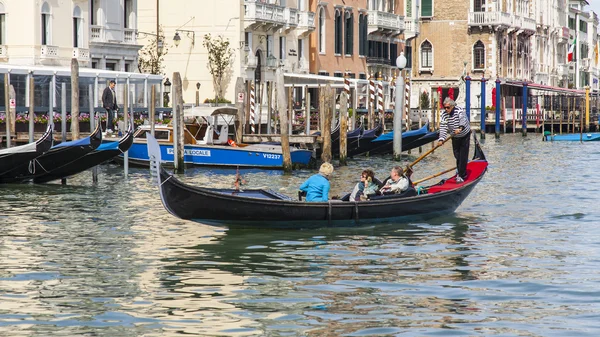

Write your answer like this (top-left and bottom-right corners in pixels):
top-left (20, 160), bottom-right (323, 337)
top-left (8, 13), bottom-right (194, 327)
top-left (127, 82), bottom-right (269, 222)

top-left (0, 125), bottom-right (102, 184)
top-left (147, 134), bottom-right (488, 229)
top-left (33, 125), bottom-right (134, 183)
top-left (0, 126), bottom-right (53, 177)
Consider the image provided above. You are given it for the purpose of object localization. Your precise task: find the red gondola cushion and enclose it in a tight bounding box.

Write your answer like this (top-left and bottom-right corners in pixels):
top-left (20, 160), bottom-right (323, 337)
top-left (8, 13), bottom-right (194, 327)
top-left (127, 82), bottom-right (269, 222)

top-left (426, 160), bottom-right (488, 194)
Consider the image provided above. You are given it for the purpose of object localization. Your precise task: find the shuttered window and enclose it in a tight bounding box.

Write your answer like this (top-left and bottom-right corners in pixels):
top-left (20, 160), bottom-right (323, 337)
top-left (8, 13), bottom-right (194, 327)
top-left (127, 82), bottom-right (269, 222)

top-left (421, 0), bottom-right (432, 17)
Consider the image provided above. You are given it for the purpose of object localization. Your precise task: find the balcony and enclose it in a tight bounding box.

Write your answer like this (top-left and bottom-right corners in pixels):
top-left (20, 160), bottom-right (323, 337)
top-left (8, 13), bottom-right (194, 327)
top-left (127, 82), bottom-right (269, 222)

top-left (244, 0), bottom-right (286, 31)
top-left (581, 58), bottom-right (590, 71)
top-left (297, 11), bottom-right (315, 37)
top-left (90, 25), bottom-right (138, 44)
top-left (468, 11), bottom-right (511, 29)
top-left (284, 7), bottom-right (298, 31)
top-left (520, 17), bottom-right (536, 34)
top-left (367, 10), bottom-right (404, 35)
top-left (403, 18), bottom-right (419, 39)
top-left (557, 64), bottom-right (569, 76)
top-left (297, 57), bottom-right (309, 73)
top-left (244, 53), bottom-right (257, 70)
top-left (366, 57), bottom-right (392, 66)
top-left (40, 45), bottom-right (59, 58)
top-left (0, 45), bottom-right (6, 58)
top-left (73, 47), bottom-right (90, 61)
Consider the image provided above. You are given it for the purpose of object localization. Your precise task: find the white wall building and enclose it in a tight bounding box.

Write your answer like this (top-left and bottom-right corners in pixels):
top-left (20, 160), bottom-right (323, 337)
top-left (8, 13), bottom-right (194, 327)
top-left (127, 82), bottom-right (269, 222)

top-left (137, 0), bottom-right (315, 106)
top-left (0, 0), bottom-right (139, 71)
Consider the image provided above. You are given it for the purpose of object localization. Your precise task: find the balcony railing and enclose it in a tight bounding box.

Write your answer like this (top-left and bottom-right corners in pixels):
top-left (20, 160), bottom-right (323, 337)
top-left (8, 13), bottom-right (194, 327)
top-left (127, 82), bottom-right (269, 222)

top-left (124, 29), bottom-right (137, 44)
top-left (404, 18), bottom-right (419, 35)
top-left (468, 11), bottom-right (511, 27)
top-left (91, 25), bottom-right (137, 44)
top-left (297, 11), bottom-right (315, 30)
top-left (521, 17), bottom-right (536, 32)
top-left (366, 57), bottom-right (392, 66)
top-left (284, 7), bottom-right (298, 28)
top-left (73, 47), bottom-right (90, 61)
top-left (40, 45), bottom-right (59, 58)
top-left (0, 45), bottom-right (6, 58)
top-left (244, 1), bottom-right (286, 29)
top-left (367, 10), bottom-right (404, 33)
top-left (298, 57), bottom-right (309, 72)
top-left (244, 54), bottom-right (257, 69)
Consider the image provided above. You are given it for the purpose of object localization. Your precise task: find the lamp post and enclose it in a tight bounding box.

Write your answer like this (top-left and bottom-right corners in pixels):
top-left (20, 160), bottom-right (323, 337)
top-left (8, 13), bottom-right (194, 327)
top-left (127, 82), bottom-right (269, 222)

top-left (173, 32), bottom-right (181, 47)
top-left (163, 77), bottom-right (171, 107)
top-left (393, 52), bottom-right (407, 160)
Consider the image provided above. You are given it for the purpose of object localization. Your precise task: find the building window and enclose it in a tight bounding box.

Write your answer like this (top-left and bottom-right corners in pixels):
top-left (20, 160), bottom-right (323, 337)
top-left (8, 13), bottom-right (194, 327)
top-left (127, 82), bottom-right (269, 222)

top-left (334, 71), bottom-right (343, 77)
top-left (359, 14), bottom-right (366, 56)
top-left (41, 2), bottom-right (52, 45)
top-left (579, 20), bottom-right (587, 33)
top-left (420, 40), bottom-right (433, 68)
top-left (568, 17), bottom-right (575, 30)
top-left (335, 9), bottom-right (342, 55)
top-left (474, 0), bottom-right (485, 12)
top-left (124, 0), bottom-right (133, 28)
top-left (318, 7), bottom-right (325, 53)
top-left (344, 11), bottom-right (353, 55)
top-left (0, 2), bottom-right (6, 45)
top-left (421, 0), bottom-right (433, 17)
top-left (473, 40), bottom-right (485, 69)
top-left (279, 36), bottom-right (286, 59)
top-left (318, 71), bottom-right (330, 76)
top-left (297, 38), bottom-right (303, 62)
top-left (73, 6), bottom-right (83, 48)
top-left (91, 0), bottom-right (101, 25)
top-left (405, 45), bottom-right (412, 68)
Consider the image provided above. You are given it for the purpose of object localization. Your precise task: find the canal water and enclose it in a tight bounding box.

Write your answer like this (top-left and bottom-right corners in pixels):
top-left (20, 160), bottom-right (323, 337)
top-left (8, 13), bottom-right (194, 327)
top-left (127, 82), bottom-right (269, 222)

top-left (1, 133), bottom-right (600, 336)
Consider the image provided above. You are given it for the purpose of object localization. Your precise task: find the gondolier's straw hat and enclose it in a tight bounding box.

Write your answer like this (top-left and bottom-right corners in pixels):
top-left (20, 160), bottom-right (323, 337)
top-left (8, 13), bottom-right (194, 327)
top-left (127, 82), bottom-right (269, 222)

top-left (319, 162), bottom-right (334, 177)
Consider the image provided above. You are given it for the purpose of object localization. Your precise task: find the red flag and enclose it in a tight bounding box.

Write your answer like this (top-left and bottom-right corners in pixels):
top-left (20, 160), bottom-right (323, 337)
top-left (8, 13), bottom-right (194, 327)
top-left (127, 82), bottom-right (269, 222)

top-left (448, 87), bottom-right (455, 100)
top-left (491, 87), bottom-right (496, 107)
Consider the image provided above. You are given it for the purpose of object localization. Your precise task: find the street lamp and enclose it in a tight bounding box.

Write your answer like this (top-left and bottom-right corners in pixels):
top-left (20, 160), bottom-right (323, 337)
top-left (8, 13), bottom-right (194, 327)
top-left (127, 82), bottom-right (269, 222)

top-left (157, 39), bottom-right (164, 54)
top-left (163, 77), bottom-right (171, 107)
top-left (173, 32), bottom-right (181, 47)
top-left (393, 52), bottom-right (407, 160)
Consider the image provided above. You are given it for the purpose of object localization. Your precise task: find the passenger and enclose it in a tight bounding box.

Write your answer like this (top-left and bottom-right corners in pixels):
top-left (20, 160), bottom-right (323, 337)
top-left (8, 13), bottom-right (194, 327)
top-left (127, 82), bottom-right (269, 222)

top-left (380, 166), bottom-right (410, 194)
top-left (299, 162), bottom-right (334, 202)
top-left (350, 169), bottom-right (379, 201)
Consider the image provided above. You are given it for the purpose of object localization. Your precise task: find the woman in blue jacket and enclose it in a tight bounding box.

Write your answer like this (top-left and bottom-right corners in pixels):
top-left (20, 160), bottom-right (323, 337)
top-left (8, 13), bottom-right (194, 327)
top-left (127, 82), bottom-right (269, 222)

top-left (299, 162), bottom-right (334, 202)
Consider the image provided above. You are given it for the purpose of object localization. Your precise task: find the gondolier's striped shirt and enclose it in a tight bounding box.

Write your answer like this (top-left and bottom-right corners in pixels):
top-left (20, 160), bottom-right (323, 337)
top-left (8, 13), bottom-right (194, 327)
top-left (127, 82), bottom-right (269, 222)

top-left (438, 105), bottom-right (471, 141)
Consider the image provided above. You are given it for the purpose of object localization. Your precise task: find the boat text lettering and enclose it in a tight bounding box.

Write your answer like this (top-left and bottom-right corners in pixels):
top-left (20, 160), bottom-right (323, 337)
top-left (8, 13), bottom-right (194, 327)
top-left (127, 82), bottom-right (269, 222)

top-left (263, 154), bottom-right (281, 160)
top-left (167, 148), bottom-right (211, 157)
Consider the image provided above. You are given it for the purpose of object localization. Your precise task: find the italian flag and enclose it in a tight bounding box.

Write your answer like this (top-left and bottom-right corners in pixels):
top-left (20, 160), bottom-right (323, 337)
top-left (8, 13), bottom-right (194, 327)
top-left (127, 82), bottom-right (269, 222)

top-left (568, 38), bottom-right (576, 62)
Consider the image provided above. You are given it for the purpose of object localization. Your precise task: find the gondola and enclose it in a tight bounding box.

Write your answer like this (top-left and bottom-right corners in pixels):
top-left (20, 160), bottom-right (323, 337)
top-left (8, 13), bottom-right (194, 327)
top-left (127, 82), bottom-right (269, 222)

top-left (33, 125), bottom-right (134, 184)
top-left (367, 123), bottom-right (430, 155)
top-left (0, 126), bottom-right (53, 176)
top-left (543, 131), bottom-right (600, 141)
top-left (332, 124), bottom-right (364, 156)
top-left (147, 133), bottom-right (488, 229)
top-left (0, 125), bottom-right (102, 184)
top-left (403, 130), bottom-right (440, 152)
top-left (348, 123), bottom-right (383, 157)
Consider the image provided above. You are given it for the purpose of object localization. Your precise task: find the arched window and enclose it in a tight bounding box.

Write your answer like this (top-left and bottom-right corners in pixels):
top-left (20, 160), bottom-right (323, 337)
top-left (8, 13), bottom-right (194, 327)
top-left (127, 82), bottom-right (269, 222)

top-left (344, 10), bottom-right (353, 55)
top-left (41, 2), bottom-right (52, 45)
top-left (124, 0), bottom-right (133, 28)
top-left (358, 14), bottom-right (366, 56)
top-left (0, 2), bottom-right (6, 45)
top-left (318, 7), bottom-right (325, 53)
top-left (73, 6), bottom-right (83, 48)
top-left (420, 40), bottom-right (433, 68)
top-left (473, 40), bottom-right (485, 70)
top-left (334, 9), bottom-right (342, 55)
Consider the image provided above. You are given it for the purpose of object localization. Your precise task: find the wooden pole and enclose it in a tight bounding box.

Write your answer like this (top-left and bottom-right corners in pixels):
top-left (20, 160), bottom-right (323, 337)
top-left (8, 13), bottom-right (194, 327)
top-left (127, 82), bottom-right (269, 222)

top-left (234, 77), bottom-right (245, 143)
top-left (28, 75), bottom-right (35, 143)
top-left (61, 83), bottom-right (67, 142)
top-left (560, 95), bottom-right (564, 134)
top-left (71, 58), bottom-right (80, 140)
top-left (319, 85), bottom-right (324, 134)
top-left (550, 94), bottom-right (553, 136)
top-left (512, 96), bottom-right (516, 133)
top-left (267, 81), bottom-right (272, 134)
top-left (304, 90), bottom-right (311, 134)
top-left (123, 83), bottom-right (129, 177)
top-left (339, 90), bottom-right (348, 165)
top-left (257, 81), bottom-right (263, 134)
top-left (172, 72), bottom-right (184, 173)
top-left (321, 84), bottom-right (333, 163)
top-left (89, 84), bottom-right (98, 183)
top-left (277, 69), bottom-right (292, 171)
top-left (4, 73), bottom-right (11, 148)
top-left (150, 85), bottom-right (156, 137)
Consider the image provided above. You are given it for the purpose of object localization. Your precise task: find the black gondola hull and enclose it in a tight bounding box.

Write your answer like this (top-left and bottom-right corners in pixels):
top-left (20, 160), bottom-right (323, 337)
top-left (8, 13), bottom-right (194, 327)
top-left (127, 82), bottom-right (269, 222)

top-left (33, 127), bottom-right (133, 183)
top-left (0, 127), bottom-right (53, 176)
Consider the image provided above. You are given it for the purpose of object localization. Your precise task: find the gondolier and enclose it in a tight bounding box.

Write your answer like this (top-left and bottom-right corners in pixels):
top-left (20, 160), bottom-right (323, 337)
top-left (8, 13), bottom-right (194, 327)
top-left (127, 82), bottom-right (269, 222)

top-left (438, 97), bottom-right (471, 183)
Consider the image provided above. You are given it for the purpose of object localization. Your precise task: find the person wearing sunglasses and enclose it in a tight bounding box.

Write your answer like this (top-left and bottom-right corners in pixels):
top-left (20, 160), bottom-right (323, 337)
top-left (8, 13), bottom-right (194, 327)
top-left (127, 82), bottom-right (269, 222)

top-left (437, 97), bottom-right (471, 183)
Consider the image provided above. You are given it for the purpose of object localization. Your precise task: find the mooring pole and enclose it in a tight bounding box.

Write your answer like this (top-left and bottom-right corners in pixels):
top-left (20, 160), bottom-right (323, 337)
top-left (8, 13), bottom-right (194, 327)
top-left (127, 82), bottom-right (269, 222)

top-left (28, 74), bottom-right (35, 143)
top-left (495, 78), bottom-right (501, 139)
top-left (522, 82), bottom-right (528, 136)
top-left (71, 58), bottom-right (80, 140)
top-left (480, 76), bottom-right (486, 139)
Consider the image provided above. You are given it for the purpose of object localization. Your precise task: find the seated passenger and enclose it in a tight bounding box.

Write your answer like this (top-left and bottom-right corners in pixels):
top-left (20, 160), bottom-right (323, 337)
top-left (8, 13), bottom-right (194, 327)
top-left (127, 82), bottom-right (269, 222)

top-left (350, 169), bottom-right (379, 201)
top-left (299, 162), bottom-right (334, 202)
top-left (380, 166), bottom-right (410, 194)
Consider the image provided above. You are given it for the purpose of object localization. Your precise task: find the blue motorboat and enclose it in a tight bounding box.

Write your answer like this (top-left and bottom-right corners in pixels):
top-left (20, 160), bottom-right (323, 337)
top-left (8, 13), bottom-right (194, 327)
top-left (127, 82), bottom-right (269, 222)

top-left (119, 107), bottom-right (313, 169)
top-left (543, 131), bottom-right (600, 142)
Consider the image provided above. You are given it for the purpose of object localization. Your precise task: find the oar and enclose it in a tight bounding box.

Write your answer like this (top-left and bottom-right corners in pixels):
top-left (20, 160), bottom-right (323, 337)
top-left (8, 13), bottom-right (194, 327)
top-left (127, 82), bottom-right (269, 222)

top-left (413, 167), bottom-right (456, 185)
top-left (403, 135), bottom-right (452, 175)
